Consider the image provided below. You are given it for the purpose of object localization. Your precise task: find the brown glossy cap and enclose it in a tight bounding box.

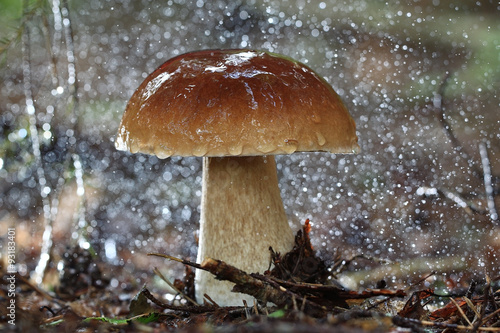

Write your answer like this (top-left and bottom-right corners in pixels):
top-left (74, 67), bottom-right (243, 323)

top-left (116, 49), bottom-right (360, 158)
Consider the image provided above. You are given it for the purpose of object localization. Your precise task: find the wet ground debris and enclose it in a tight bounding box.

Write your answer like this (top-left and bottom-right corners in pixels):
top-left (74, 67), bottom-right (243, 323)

top-left (150, 220), bottom-right (407, 315)
top-left (2, 221), bottom-right (500, 332)
top-left (269, 219), bottom-right (329, 284)
top-left (394, 276), bottom-right (500, 332)
top-left (55, 245), bottom-right (110, 300)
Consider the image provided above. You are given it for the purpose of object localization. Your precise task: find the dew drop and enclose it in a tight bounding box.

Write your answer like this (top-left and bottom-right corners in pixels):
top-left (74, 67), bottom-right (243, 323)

top-left (316, 132), bottom-right (326, 146)
top-left (193, 146), bottom-right (208, 157)
top-left (283, 139), bottom-right (298, 154)
top-left (154, 145), bottom-right (173, 159)
top-left (256, 143), bottom-right (275, 153)
top-left (228, 145), bottom-right (243, 155)
top-left (310, 112), bottom-right (321, 123)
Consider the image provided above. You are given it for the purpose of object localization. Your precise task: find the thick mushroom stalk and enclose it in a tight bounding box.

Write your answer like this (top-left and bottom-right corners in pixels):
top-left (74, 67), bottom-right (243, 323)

top-left (196, 155), bottom-right (294, 305)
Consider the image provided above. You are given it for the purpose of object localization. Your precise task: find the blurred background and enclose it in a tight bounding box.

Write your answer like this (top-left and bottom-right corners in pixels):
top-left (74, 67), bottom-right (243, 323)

top-left (1, 0), bottom-right (499, 291)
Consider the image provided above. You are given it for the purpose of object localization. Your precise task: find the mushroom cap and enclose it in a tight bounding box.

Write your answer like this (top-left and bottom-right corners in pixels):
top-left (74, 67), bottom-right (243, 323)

top-left (116, 49), bottom-right (360, 158)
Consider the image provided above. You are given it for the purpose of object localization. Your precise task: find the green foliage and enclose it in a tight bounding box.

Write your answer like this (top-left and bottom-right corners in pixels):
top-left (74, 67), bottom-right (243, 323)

top-left (41, 312), bottom-right (161, 329)
top-left (268, 309), bottom-right (286, 318)
top-left (0, 0), bottom-right (22, 18)
top-left (83, 312), bottom-right (160, 325)
top-left (0, 0), bottom-right (50, 57)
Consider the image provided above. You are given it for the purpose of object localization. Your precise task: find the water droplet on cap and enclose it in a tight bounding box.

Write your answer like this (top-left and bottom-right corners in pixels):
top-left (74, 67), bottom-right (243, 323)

top-left (310, 112), bottom-right (321, 123)
top-left (256, 143), bottom-right (275, 153)
top-left (193, 145), bottom-right (208, 157)
top-left (283, 139), bottom-right (298, 154)
top-left (154, 145), bottom-right (173, 159)
top-left (228, 145), bottom-right (243, 155)
top-left (316, 132), bottom-right (326, 146)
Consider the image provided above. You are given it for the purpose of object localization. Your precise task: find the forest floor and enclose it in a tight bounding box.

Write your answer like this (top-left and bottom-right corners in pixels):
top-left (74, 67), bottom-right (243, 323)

top-left (1, 221), bottom-right (499, 332)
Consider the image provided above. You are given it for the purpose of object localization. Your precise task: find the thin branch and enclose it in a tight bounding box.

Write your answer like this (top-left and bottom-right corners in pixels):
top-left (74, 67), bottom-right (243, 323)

top-left (416, 186), bottom-right (486, 215)
top-left (434, 72), bottom-right (464, 153)
top-left (449, 297), bottom-right (473, 326)
top-left (479, 142), bottom-right (499, 223)
top-left (139, 287), bottom-right (238, 314)
top-left (152, 267), bottom-right (198, 306)
top-left (434, 72), bottom-right (484, 179)
top-left (148, 253), bottom-right (328, 314)
top-left (148, 252), bottom-right (204, 270)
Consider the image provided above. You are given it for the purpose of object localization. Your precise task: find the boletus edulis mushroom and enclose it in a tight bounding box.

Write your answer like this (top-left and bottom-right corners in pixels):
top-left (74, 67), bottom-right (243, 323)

top-left (115, 49), bottom-right (360, 306)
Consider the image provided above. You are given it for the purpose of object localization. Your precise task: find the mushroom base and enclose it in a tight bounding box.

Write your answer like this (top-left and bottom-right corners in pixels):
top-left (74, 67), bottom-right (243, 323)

top-left (195, 155), bottom-right (294, 306)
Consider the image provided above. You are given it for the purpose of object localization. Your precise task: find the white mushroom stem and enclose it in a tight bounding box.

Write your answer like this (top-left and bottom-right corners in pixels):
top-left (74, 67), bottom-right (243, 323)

top-left (195, 155), bottom-right (295, 306)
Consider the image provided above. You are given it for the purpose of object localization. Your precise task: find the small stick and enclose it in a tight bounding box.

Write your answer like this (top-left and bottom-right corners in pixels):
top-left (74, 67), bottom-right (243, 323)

top-left (473, 276), bottom-right (491, 332)
top-left (434, 72), bottom-right (465, 154)
top-left (17, 274), bottom-right (56, 302)
top-left (140, 287), bottom-right (226, 313)
top-left (148, 253), bottom-right (203, 270)
top-left (480, 307), bottom-right (500, 326)
top-left (479, 142), bottom-right (499, 222)
top-left (449, 297), bottom-right (473, 326)
top-left (203, 293), bottom-right (219, 307)
top-left (200, 258), bottom-right (290, 307)
top-left (253, 300), bottom-right (259, 316)
top-left (152, 267), bottom-right (198, 306)
top-left (434, 72), bottom-right (485, 179)
top-left (416, 186), bottom-right (485, 215)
